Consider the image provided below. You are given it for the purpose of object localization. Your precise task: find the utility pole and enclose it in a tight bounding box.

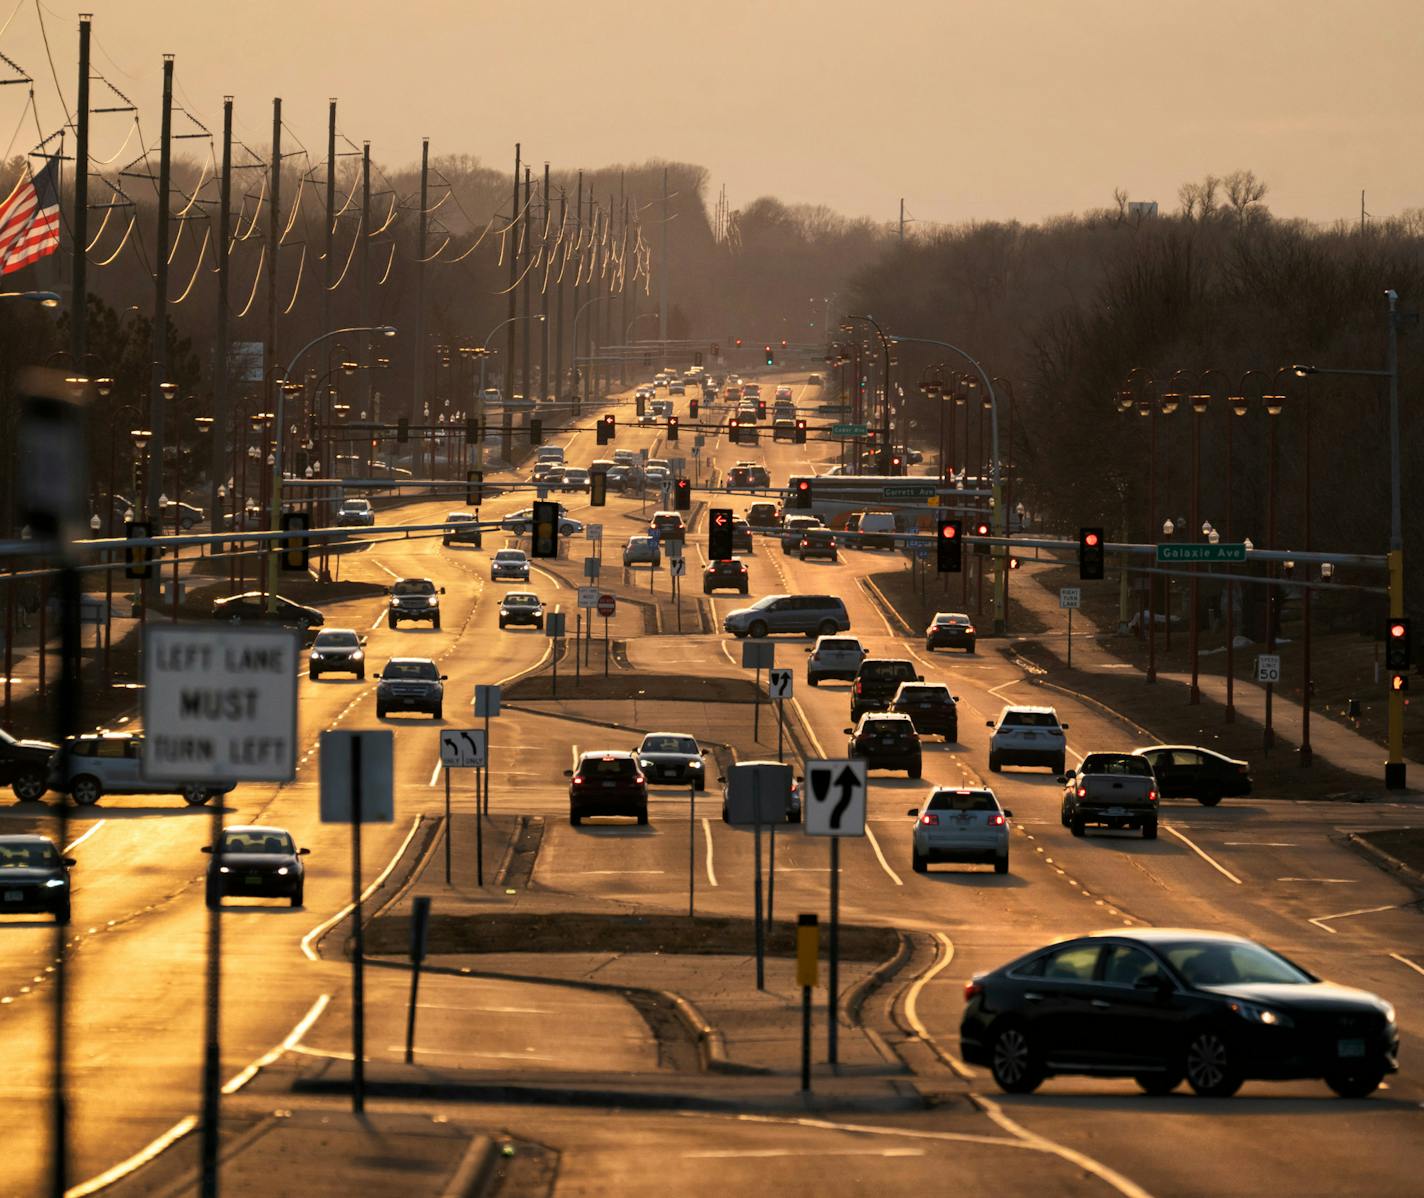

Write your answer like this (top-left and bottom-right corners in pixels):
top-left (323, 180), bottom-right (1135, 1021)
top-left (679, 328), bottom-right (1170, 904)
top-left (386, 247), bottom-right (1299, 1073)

top-left (209, 96), bottom-right (232, 542)
top-left (70, 13), bottom-right (90, 364)
top-left (659, 167), bottom-right (669, 370)
top-left (521, 166), bottom-right (532, 403)
top-left (620, 191), bottom-right (630, 387)
top-left (324, 101), bottom-right (335, 360)
top-left (554, 186), bottom-right (566, 402)
top-left (539, 162), bottom-right (550, 403)
top-left (266, 96), bottom-right (281, 443)
top-left (572, 171), bottom-right (583, 404)
top-left (414, 137), bottom-right (428, 415)
top-left (147, 54), bottom-right (174, 519)
top-left (899, 197), bottom-right (905, 242)
top-left (505, 144), bottom-right (519, 403)
top-left (360, 142), bottom-right (371, 416)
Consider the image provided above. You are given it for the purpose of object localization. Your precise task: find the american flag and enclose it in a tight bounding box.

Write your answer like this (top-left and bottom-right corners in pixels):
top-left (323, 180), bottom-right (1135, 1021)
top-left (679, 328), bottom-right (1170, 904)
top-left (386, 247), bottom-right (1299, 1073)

top-left (0, 154), bottom-right (62, 276)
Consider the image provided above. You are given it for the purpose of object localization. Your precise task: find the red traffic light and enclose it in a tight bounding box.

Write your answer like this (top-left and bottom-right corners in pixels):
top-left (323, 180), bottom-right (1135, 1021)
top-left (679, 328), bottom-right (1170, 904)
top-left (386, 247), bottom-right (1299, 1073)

top-left (780, 338), bottom-right (787, 348)
top-left (713, 512), bottom-right (729, 526)
top-left (941, 523), bottom-right (957, 538)
top-left (1084, 531), bottom-right (1100, 547)
top-left (975, 522), bottom-right (990, 537)
top-left (1390, 621), bottom-right (1408, 639)
top-left (796, 480), bottom-right (811, 494)
top-left (734, 338), bottom-right (743, 347)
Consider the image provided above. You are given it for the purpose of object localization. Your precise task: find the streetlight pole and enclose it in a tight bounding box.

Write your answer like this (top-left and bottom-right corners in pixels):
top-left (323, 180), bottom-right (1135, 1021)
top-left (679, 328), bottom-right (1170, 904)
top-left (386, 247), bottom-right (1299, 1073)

top-left (572, 295), bottom-right (614, 409)
top-left (267, 326), bottom-right (395, 611)
top-left (476, 313), bottom-right (545, 467)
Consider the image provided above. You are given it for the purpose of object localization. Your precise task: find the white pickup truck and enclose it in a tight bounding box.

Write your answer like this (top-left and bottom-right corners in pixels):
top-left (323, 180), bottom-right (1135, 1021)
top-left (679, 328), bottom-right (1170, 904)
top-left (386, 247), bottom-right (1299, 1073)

top-left (1059, 752), bottom-right (1159, 839)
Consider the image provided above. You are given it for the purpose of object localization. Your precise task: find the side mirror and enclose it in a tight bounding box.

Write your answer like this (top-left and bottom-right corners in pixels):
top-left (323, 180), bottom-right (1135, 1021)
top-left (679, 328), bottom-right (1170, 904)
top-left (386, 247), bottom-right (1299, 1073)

top-left (298, 847), bottom-right (310, 855)
top-left (804, 647), bottom-right (812, 653)
top-left (1061, 723), bottom-right (1070, 730)
top-left (985, 720), bottom-right (994, 728)
top-left (1056, 775), bottom-right (1068, 784)
top-left (440, 587), bottom-right (446, 594)
top-left (842, 727), bottom-right (853, 735)
top-left (373, 673), bottom-right (382, 680)
top-left (62, 857), bottom-right (77, 867)
top-left (916, 674), bottom-right (924, 682)
top-left (906, 807), bottom-right (919, 817)
top-left (360, 636), bottom-right (368, 645)
top-left (200, 845), bottom-right (213, 854)
top-left (701, 748), bottom-right (709, 755)
top-left (717, 776), bottom-right (726, 784)
top-left (1003, 809), bottom-right (1013, 819)
top-left (440, 675), bottom-right (449, 681)
top-left (562, 769), bottom-right (573, 777)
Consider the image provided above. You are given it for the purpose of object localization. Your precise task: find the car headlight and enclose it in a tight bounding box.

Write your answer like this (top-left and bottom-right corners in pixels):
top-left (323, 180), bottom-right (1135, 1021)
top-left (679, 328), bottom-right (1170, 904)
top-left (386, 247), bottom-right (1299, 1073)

top-left (310, 652), bottom-right (324, 660)
top-left (1229, 1000), bottom-right (1293, 1028)
top-left (219, 866), bottom-right (231, 874)
top-left (427, 596), bottom-right (439, 607)
top-left (639, 760), bottom-right (654, 769)
top-left (44, 877), bottom-right (67, 888)
top-left (532, 608), bottom-right (543, 616)
top-left (352, 651), bottom-right (363, 660)
top-left (1381, 1001), bottom-right (1397, 1025)
top-left (499, 608), bottom-right (510, 615)
top-left (277, 867), bottom-right (289, 876)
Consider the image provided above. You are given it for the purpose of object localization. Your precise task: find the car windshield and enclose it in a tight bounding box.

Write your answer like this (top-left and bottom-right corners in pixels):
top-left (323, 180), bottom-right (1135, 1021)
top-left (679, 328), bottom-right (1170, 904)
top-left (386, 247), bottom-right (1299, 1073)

top-left (1164, 940), bottom-right (1314, 987)
top-left (342, 500), bottom-right (369, 511)
top-left (0, 841), bottom-right (59, 868)
top-left (928, 791), bottom-right (997, 812)
top-left (745, 595), bottom-right (782, 610)
top-left (933, 613), bottom-right (970, 626)
top-left (1080, 754), bottom-right (1154, 777)
top-left (383, 661), bottom-right (439, 680)
top-left (820, 640), bottom-right (861, 653)
top-left (899, 685), bottom-right (950, 701)
top-left (393, 580), bottom-right (435, 596)
top-left (642, 736), bottom-right (697, 755)
top-left (315, 631), bottom-right (359, 648)
top-left (446, 513), bottom-right (474, 522)
top-left (1002, 711), bottom-right (1060, 727)
top-left (495, 551), bottom-right (525, 562)
top-left (220, 830), bottom-right (293, 855)
top-left (504, 594), bottom-right (539, 606)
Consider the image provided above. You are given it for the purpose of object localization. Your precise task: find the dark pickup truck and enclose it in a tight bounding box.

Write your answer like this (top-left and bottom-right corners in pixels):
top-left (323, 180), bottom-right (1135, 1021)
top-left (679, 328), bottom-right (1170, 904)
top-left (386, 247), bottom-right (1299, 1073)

top-left (1059, 752), bottom-right (1159, 839)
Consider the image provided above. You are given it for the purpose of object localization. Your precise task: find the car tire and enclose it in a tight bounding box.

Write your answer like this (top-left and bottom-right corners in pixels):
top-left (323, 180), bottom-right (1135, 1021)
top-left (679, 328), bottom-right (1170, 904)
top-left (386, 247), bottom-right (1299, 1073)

top-left (356, 668), bottom-right (365, 681)
top-left (1184, 1028), bottom-right (1242, 1097)
top-left (376, 705), bottom-right (387, 719)
top-left (908, 763), bottom-right (921, 779)
top-left (749, 620), bottom-right (768, 639)
top-left (1053, 756), bottom-right (1066, 775)
top-left (912, 847), bottom-right (928, 874)
top-left (703, 587), bottom-right (711, 595)
top-left (994, 855), bottom-right (1009, 875)
top-left (570, 812), bottom-right (582, 827)
top-left (988, 753), bottom-right (1002, 773)
top-left (291, 886), bottom-right (304, 909)
top-left (1197, 788), bottom-right (1223, 807)
top-left (388, 615), bottom-right (398, 629)
top-left (498, 617), bottom-right (506, 629)
top-left (636, 809), bottom-right (649, 826)
top-left (181, 784), bottom-right (212, 807)
top-left (966, 641), bottom-right (976, 654)
top-left (433, 615), bottom-right (441, 630)
top-left (1143, 818), bottom-right (1158, 840)
top-left (432, 704), bottom-right (443, 720)
top-left (818, 620), bottom-right (837, 636)
top-left (925, 641), bottom-right (934, 652)
top-left (12, 768), bottom-right (47, 802)
top-left (808, 675), bottom-right (819, 687)
top-left (1070, 814), bottom-right (1086, 837)
top-left (739, 586), bottom-right (748, 596)
top-left (56, 898), bottom-right (71, 925)
top-left (1325, 1066), bottom-right (1386, 1098)
top-left (308, 667), bottom-right (319, 680)
top-left (1135, 1071), bottom-right (1183, 1096)
top-left (989, 1023), bottom-right (1043, 1094)
top-left (70, 775), bottom-right (102, 806)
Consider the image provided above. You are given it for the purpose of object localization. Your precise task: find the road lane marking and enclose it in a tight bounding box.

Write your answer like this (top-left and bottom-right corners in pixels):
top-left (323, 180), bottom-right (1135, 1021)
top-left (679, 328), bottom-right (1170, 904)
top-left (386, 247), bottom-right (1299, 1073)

top-left (300, 816), bottom-right (425, 960)
top-left (64, 1116), bottom-right (200, 1198)
top-left (369, 608), bottom-right (387, 631)
top-left (1390, 952), bottom-right (1424, 977)
top-left (684, 1148), bottom-right (925, 1159)
top-left (221, 992), bottom-right (332, 1094)
top-left (863, 823), bottom-right (903, 886)
top-left (903, 931), bottom-right (972, 1076)
top-left (1224, 841), bottom-right (1296, 847)
top-left (856, 578), bottom-right (897, 636)
top-left (701, 817), bottom-right (718, 886)
top-left (428, 760), bottom-right (442, 787)
top-left (1277, 877), bottom-right (1351, 883)
top-left (371, 558), bottom-right (401, 580)
top-left (63, 821), bottom-right (105, 853)
top-left (1308, 903), bottom-right (1402, 934)
top-left (722, 1111), bottom-right (1021, 1150)
top-left (790, 695), bottom-right (826, 758)
top-left (1164, 825), bottom-right (1242, 885)
top-left (988, 679), bottom-right (1020, 702)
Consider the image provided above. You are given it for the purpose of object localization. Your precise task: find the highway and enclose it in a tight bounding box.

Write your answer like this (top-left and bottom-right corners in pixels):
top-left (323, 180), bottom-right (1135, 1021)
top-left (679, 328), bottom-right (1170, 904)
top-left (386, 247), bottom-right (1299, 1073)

top-left (1, 374), bottom-right (1421, 1198)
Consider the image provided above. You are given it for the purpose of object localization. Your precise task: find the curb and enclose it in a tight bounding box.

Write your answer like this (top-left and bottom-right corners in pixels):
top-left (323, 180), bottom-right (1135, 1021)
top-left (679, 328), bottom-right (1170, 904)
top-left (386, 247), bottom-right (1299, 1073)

top-left (1346, 831), bottom-right (1424, 890)
top-left (439, 1134), bottom-right (498, 1198)
top-left (858, 576), bottom-right (914, 636)
top-left (655, 987), bottom-right (745, 1074)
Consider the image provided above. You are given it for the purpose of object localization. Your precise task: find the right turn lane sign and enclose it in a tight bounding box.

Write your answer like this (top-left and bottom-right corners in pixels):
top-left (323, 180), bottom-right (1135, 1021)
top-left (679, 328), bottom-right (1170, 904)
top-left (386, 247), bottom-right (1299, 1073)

top-left (804, 759), bottom-right (867, 837)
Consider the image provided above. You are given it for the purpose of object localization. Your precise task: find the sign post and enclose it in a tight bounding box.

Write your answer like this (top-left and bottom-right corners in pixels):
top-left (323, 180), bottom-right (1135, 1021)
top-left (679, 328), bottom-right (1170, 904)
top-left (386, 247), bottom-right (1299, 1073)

top-left (797, 913), bottom-right (819, 1092)
top-left (768, 668), bottom-right (792, 762)
top-left (805, 758), bottom-right (867, 1068)
top-left (404, 895), bottom-right (432, 1064)
top-left (474, 685), bottom-right (501, 832)
top-left (598, 593), bottom-right (616, 675)
top-left (439, 729), bottom-right (488, 885)
top-left (319, 729), bottom-right (396, 1114)
top-left (723, 761), bottom-right (793, 990)
top-left (1060, 586), bottom-right (1081, 667)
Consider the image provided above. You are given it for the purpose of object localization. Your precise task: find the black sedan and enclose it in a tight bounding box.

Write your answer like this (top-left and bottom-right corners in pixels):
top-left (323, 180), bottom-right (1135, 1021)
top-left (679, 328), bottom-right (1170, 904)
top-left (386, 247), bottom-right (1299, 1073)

top-left (0, 835), bottom-right (73, 922)
top-left (962, 929), bottom-right (1398, 1099)
top-left (212, 591), bottom-right (324, 632)
top-left (1, 726), bottom-right (57, 802)
top-left (1133, 745), bottom-right (1252, 806)
top-left (636, 732), bottom-right (708, 790)
top-left (204, 825), bottom-right (308, 908)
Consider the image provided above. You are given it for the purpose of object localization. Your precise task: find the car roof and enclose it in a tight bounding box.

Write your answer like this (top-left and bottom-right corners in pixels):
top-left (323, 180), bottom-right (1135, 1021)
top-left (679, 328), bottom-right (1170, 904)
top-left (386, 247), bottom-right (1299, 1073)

top-left (495, 548), bottom-right (526, 556)
top-left (446, 511), bottom-right (475, 518)
top-left (933, 611), bottom-right (971, 620)
top-left (387, 657), bottom-right (438, 666)
top-left (1139, 744), bottom-right (1226, 755)
top-left (0, 833), bottom-right (59, 846)
top-left (1000, 704), bottom-right (1058, 715)
top-left (862, 712), bottom-right (913, 723)
top-left (316, 627), bottom-right (359, 636)
top-left (395, 577), bottom-right (434, 584)
top-left (1084, 928), bottom-right (1256, 947)
top-left (224, 824), bottom-right (292, 836)
top-left (641, 731), bottom-right (697, 741)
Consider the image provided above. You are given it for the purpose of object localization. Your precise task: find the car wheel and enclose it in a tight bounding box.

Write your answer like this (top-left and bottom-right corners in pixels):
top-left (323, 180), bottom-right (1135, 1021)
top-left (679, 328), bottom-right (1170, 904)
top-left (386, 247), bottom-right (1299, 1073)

top-left (308, 667), bottom-right (319, 680)
top-left (376, 705), bottom-right (387, 719)
top-left (433, 615), bottom-right (441, 630)
top-left (56, 898), bottom-right (71, 925)
top-left (908, 763), bottom-right (922, 779)
top-left (1184, 1028), bottom-right (1242, 1097)
top-left (808, 675), bottom-right (819, 687)
top-left (290, 886), bottom-right (304, 909)
top-left (570, 812), bottom-right (582, 827)
top-left (739, 586), bottom-right (748, 595)
top-left (1135, 1071), bottom-right (1183, 1096)
top-left (703, 587), bottom-right (712, 595)
top-left (1070, 814), bottom-right (1086, 837)
top-left (924, 641), bottom-right (934, 651)
top-left (911, 846), bottom-right (928, 874)
top-left (70, 775), bottom-right (102, 806)
top-left (205, 883), bottom-right (221, 910)
top-left (994, 854), bottom-right (1009, 875)
top-left (966, 640), bottom-right (976, 654)
top-left (12, 768), bottom-right (48, 802)
top-left (749, 620), bottom-right (768, 639)
top-left (1197, 788), bottom-right (1223, 807)
top-left (1143, 818), bottom-right (1158, 840)
top-left (989, 1023), bottom-right (1042, 1094)
top-left (498, 617), bottom-right (506, 629)
top-left (388, 615), bottom-right (398, 629)
top-left (1325, 1067), bottom-right (1386, 1098)
top-left (1053, 756), bottom-right (1066, 775)
top-left (181, 784), bottom-right (212, 807)
top-left (1061, 805), bottom-right (1071, 828)
top-left (356, 668), bottom-right (365, 681)
top-left (432, 704), bottom-right (443, 720)
top-left (988, 753), bottom-right (1002, 773)
top-left (636, 809), bottom-right (649, 826)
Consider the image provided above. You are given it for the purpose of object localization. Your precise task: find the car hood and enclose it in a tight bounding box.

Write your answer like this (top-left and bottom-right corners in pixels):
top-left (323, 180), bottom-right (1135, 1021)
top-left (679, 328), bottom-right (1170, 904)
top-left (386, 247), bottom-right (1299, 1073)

top-left (1200, 980), bottom-right (1390, 1014)
top-left (216, 853), bottom-right (298, 870)
top-left (0, 868), bottom-right (64, 884)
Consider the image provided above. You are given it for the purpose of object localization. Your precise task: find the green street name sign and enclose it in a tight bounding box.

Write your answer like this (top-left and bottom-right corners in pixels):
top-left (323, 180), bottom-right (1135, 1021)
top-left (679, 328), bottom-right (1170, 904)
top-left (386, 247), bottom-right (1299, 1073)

top-left (883, 484), bottom-right (937, 499)
top-left (1156, 542), bottom-right (1247, 564)
top-left (830, 422), bottom-right (868, 436)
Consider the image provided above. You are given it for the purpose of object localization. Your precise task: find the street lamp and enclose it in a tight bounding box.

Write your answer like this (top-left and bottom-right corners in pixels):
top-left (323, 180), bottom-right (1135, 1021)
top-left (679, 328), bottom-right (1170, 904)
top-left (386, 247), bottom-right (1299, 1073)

top-left (0, 290), bottom-right (60, 307)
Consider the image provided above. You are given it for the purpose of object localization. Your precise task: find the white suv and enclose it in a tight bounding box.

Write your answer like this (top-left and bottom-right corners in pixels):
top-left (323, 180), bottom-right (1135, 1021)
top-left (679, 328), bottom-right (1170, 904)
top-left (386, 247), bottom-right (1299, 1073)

top-left (986, 706), bottom-right (1069, 774)
top-left (804, 635), bottom-right (867, 686)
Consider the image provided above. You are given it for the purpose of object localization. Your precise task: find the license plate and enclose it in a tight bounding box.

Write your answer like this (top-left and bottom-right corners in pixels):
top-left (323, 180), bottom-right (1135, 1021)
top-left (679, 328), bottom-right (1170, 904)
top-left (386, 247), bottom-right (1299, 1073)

top-left (602, 781), bottom-right (615, 788)
top-left (245, 876), bottom-right (262, 885)
top-left (3, 890), bottom-right (22, 901)
top-left (1337, 1039), bottom-right (1365, 1058)
top-left (1108, 807), bottom-right (1129, 817)
top-left (662, 768), bottom-right (677, 778)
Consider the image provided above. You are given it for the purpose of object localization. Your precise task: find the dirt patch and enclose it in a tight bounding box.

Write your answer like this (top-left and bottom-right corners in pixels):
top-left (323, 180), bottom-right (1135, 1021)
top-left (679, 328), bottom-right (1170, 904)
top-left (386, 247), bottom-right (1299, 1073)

top-left (1355, 827), bottom-right (1424, 878)
top-left (506, 672), bottom-right (763, 704)
top-left (367, 911), bottom-right (898, 961)
top-left (1013, 639), bottom-right (1382, 800)
top-left (870, 565), bottom-right (1049, 638)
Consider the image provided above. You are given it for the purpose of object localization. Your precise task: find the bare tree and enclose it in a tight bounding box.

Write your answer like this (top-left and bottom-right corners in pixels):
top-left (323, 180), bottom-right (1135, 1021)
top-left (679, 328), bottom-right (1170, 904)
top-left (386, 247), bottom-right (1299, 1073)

top-left (1224, 169), bottom-right (1270, 228)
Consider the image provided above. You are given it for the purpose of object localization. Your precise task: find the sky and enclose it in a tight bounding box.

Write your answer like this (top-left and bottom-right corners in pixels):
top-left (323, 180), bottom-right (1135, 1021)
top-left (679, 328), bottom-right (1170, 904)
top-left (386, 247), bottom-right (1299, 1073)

top-left (2, 0), bottom-right (1420, 228)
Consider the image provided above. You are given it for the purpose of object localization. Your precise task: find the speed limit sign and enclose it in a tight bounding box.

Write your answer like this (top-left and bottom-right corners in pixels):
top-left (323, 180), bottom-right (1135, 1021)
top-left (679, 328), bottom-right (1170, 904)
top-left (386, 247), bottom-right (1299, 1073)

top-left (1255, 654), bottom-right (1281, 684)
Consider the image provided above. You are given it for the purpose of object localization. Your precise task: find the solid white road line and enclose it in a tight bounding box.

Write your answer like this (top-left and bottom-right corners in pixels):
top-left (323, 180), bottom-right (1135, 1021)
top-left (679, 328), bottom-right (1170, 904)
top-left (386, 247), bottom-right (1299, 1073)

top-left (1389, 952), bottom-right (1424, 977)
top-left (863, 823), bottom-right (903, 887)
top-left (300, 816), bottom-right (425, 960)
top-left (1308, 903), bottom-right (1401, 935)
top-left (1164, 825), bottom-right (1242, 885)
top-left (684, 1148), bottom-right (925, 1159)
top-left (64, 1116), bottom-right (201, 1198)
top-left (702, 817), bottom-right (718, 886)
top-left (371, 558), bottom-right (402, 580)
top-left (903, 931), bottom-right (973, 1077)
top-left (221, 992), bottom-right (333, 1094)
top-left (63, 820), bottom-right (105, 853)
top-left (428, 760), bottom-right (443, 787)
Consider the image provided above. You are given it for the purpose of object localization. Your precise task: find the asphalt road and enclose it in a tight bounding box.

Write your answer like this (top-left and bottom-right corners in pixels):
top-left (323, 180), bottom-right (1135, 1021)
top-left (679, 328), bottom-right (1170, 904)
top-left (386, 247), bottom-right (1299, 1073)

top-left (1, 373), bottom-right (1421, 1197)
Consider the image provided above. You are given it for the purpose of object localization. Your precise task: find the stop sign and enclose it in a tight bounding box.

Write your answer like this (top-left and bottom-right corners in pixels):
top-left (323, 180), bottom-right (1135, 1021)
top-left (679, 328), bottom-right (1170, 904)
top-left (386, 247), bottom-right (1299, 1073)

top-left (597, 593), bottom-right (616, 618)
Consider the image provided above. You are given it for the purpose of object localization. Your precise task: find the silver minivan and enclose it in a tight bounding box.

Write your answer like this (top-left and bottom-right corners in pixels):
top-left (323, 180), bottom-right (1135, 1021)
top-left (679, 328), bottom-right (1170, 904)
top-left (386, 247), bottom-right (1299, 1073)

top-left (724, 594), bottom-right (850, 639)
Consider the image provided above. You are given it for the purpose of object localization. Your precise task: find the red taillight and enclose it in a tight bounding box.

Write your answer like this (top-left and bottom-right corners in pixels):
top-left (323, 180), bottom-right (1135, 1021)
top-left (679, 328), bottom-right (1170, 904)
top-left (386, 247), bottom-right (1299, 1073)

top-left (989, 813), bottom-right (1005, 826)
top-left (964, 979), bottom-right (984, 1002)
top-left (919, 813), bottom-right (939, 826)
top-left (1148, 789), bottom-right (1158, 803)
top-left (738, 564), bottom-right (747, 572)
top-left (572, 775), bottom-right (584, 785)
top-left (635, 774), bottom-right (646, 785)
top-left (854, 680), bottom-right (863, 694)
top-left (1076, 786), bottom-right (1087, 798)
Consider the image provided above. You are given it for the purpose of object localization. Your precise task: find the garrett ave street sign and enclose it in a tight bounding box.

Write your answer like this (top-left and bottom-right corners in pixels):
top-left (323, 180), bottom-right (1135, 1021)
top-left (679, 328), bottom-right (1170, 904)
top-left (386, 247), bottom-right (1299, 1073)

top-left (1156, 542), bottom-right (1247, 564)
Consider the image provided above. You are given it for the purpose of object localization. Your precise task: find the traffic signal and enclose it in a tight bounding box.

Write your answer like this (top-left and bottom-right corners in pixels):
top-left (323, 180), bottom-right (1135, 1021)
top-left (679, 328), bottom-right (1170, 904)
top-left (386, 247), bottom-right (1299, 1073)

top-left (571, 393), bottom-right (581, 417)
top-left (280, 511), bottom-right (309, 572)
top-left (1391, 672), bottom-right (1410, 693)
top-left (756, 398), bottom-right (767, 420)
top-left (636, 394), bottom-right (646, 417)
top-left (667, 415), bottom-right (679, 442)
top-left (694, 351), bottom-right (704, 367)
top-left (1009, 555), bottom-right (1021, 570)
top-left (397, 416), bottom-right (409, 444)
top-left (590, 472), bottom-right (607, 506)
top-left (465, 416), bottom-right (482, 442)
top-left (689, 397), bottom-right (699, 419)
top-left (780, 338), bottom-right (787, 348)
top-left (529, 417), bottom-right (543, 445)
top-left (531, 500), bottom-right (559, 559)
top-left (764, 345), bottom-right (774, 366)
top-left (1079, 527), bottom-right (1105, 580)
top-left (890, 454), bottom-right (903, 474)
top-left (602, 413), bottom-right (616, 441)
top-left (712, 343), bottom-right (720, 357)
top-left (674, 478), bottom-right (691, 511)
top-left (124, 520), bottom-right (153, 580)
top-left (709, 508), bottom-right (734, 559)
top-left (794, 418), bottom-right (807, 444)
top-left (734, 338), bottom-right (743, 348)
top-left (1386, 618), bottom-right (1412, 671)
top-left (973, 520), bottom-right (991, 556)
top-left (937, 517), bottom-right (962, 573)
top-left (596, 418), bottom-right (609, 445)
top-left (729, 417), bottom-right (740, 444)
top-left (793, 478), bottom-right (812, 509)
top-left (465, 469), bottom-right (483, 506)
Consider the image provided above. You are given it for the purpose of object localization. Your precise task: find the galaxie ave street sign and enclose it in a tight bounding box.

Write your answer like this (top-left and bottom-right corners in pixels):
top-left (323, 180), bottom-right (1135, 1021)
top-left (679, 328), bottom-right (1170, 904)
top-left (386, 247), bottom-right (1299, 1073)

top-left (1156, 542), bottom-right (1247, 564)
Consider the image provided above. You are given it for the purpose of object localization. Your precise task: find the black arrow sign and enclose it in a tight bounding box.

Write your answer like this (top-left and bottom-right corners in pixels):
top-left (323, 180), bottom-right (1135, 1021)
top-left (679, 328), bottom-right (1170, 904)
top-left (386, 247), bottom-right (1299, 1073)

top-left (830, 765), bottom-right (862, 830)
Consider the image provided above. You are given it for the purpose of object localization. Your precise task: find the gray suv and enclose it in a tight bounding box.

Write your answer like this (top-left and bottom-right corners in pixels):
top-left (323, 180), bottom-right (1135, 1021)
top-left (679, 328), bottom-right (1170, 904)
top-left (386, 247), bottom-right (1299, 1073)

top-left (724, 594), bottom-right (850, 639)
top-left (388, 578), bottom-right (444, 629)
top-left (375, 658), bottom-right (447, 719)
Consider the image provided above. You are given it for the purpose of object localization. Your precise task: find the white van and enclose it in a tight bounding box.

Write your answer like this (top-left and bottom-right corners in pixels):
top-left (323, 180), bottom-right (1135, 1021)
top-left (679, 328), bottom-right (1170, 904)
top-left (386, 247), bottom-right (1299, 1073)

top-left (536, 445), bottom-right (565, 464)
top-left (856, 511), bottom-right (898, 549)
